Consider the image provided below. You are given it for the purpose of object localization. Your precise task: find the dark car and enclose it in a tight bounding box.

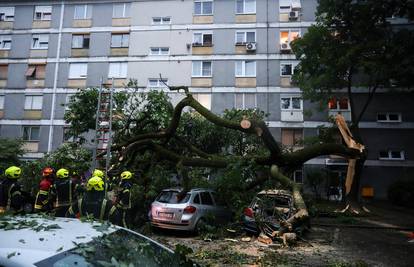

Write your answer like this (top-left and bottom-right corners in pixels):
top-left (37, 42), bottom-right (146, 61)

top-left (241, 189), bottom-right (295, 235)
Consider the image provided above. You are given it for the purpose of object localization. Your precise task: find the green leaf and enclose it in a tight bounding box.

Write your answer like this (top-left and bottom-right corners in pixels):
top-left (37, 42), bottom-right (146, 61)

top-left (7, 252), bottom-right (16, 259)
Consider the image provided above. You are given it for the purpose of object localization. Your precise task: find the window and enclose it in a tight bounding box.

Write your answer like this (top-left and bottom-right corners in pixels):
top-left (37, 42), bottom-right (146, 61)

top-left (25, 65), bottom-right (45, 80)
top-left (0, 7), bottom-right (15, 21)
top-left (192, 193), bottom-right (201, 204)
top-left (200, 192), bottom-right (214, 205)
top-left (0, 95), bottom-right (4, 109)
top-left (328, 97), bottom-right (350, 110)
top-left (281, 128), bottom-right (303, 146)
top-left (281, 97), bottom-right (302, 110)
top-left (148, 78), bottom-right (168, 88)
top-left (235, 93), bottom-right (256, 109)
top-left (377, 113), bottom-right (402, 123)
top-left (194, 0), bottom-right (213, 15)
top-left (34, 6), bottom-right (52, 21)
top-left (280, 62), bottom-right (298, 76)
top-left (192, 61), bottom-right (212, 77)
top-left (72, 34), bottom-right (90, 49)
top-left (152, 17), bottom-right (171, 25)
top-left (74, 5), bottom-right (92, 19)
top-left (0, 35), bottom-right (11, 50)
top-left (108, 62), bottom-right (127, 78)
top-left (235, 60), bottom-right (256, 77)
top-left (193, 32), bottom-right (213, 46)
top-left (150, 47), bottom-right (170, 55)
top-left (193, 94), bottom-right (211, 110)
top-left (22, 126), bottom-right (40, 141)
top-left (236, 0), bottom-right (256, 14)
top-left (280, 30), bottom-right (300, 45)
top-left (235, 31), bottom-right (255, 44)
top-left (24, 95), bottom-right (43, 110)
top-left (111, 33), bottom-right (129, 48)
top-left (113, 3), bottom-right (130, 18)
top-left (0, 65), bottom-right (7, 80)
top-left (31, 34), bottom-right (49, 49)
top-left (69, 63), bottom-right (87, 79)
top-left (379, 150), bottom-right (405, 160)
top-left (293, 170), bottom-right (303, 183)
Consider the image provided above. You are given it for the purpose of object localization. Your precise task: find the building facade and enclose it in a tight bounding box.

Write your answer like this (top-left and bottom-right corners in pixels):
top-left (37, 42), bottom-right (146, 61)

top-left (0, 0), bottom-right (412, 198)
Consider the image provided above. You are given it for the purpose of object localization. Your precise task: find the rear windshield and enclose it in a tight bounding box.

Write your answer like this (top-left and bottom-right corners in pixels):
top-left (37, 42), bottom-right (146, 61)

top-left (35, 229), bottom-right (195, 267)
top-left (156, 191), bottom-right (191, 204)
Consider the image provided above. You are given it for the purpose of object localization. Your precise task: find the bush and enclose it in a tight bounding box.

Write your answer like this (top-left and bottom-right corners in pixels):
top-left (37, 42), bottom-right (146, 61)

top-left (388, 180), bottom-right (414, 208)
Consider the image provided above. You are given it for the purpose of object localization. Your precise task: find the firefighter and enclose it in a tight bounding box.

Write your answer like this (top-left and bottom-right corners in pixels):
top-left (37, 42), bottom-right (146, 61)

top-left (115, 171), bottom-right (133, 228)
top-left (0, 166), bottom-right (24, 213)
top-left (71, 170), bottom-right (84, 199)
top-left (92, 168), bottom-right (113, 192)
top-left (53, 168), bottom-right (77, 217)
top-left (66, 176), bottom-right (120, 225)
top-left (34, 167), bottom-right (55, 213)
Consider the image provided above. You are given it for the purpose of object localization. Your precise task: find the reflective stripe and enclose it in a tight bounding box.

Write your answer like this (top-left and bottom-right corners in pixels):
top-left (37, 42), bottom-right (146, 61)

top-left (6, 183), bottom-right (15, 211)
top-left (39, 190), bottom-right (49, 195)
top-left (78, 198), bottom-right (83, 217)
top-left (109, 206), bottom-right (117, 216)
top-left (100, 199), bottom-right (107, 221)
top-left (69, 180), bottom-right (72, 204)
top-left (34, 204), bottom-right (43, 209)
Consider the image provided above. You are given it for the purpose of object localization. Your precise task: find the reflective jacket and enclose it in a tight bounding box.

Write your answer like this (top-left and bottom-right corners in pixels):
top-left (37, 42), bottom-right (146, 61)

top-left (67, 191), bottom-right (120, 225)
top-left (116, 181), bottom-right (132, 210)
top-left (0, 179), bottom-right (23, 212)
top-left (34, 178), bottom-right (54, 212)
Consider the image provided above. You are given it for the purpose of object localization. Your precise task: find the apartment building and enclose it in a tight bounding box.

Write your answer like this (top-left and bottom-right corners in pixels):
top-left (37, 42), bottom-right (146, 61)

top-left (0, 0), bottom-right (412, 198)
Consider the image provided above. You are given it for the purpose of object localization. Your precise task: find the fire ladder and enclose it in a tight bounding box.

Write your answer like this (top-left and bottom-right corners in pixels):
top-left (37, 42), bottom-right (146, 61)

top-left (92, 78), bottom-right (114, 190)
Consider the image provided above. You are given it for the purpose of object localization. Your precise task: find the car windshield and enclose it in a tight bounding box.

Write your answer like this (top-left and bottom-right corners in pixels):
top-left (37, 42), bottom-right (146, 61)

top-left (156, 191), bottom-right (191, 204)
top-left (35, 229), bottom-right (193, 267)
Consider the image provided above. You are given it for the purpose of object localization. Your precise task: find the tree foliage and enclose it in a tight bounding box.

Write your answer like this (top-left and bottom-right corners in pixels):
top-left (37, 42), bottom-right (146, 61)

top-left (0, 138), bottom-right (24, 174)
top-left (292, 0), bottom-right (414, 126)
top-left (20, 143), bottom-right (91, 194)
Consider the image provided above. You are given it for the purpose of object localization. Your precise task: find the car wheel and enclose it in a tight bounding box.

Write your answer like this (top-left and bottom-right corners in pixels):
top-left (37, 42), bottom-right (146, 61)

top-left (195, 218), bottom-right (206, 234)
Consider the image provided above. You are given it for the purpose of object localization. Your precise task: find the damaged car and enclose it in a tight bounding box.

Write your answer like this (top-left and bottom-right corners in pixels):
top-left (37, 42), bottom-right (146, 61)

top-left (241, 189), bottom-right (296, 235)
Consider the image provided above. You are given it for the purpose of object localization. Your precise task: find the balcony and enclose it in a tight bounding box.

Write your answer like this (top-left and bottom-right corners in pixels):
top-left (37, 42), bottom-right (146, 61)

top-left (281, 110), bottom-right (303, 122)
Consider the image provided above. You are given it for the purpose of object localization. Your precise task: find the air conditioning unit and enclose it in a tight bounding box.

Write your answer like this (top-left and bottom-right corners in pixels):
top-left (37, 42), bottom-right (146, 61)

top-left (245, 42), bottom-right (256, 51)
top-left (280, 42), bottom-right (291, 51)
top-left (289, 10), bottom-right (299, 20)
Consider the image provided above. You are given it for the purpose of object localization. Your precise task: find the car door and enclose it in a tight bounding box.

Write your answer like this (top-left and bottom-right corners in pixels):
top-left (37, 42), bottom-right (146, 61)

top-left (199, 191), bottom-right (215, 221)
top-left (210, 192), bottom-right (230, 223)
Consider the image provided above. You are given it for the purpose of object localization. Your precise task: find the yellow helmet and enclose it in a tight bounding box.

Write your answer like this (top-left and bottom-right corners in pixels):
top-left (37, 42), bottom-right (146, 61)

top-left (56, 168), bottom-right (69, 179)
top-left (93, 169), bottom-right (104, 178)
top-left (5, 166), bottom-right (21, 179)
top-left (86, 176), bottom-right (104, 191)
top-left (120, 171), bottom-right (132, 180)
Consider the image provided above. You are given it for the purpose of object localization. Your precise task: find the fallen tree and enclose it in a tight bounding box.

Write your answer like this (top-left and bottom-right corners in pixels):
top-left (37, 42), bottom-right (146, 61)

top-left (104, 86), bottom-right (363, 234)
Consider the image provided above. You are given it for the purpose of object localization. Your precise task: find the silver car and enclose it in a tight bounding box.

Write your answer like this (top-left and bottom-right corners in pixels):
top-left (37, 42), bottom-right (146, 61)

top-left (149, 188), bottom-right (231, 231)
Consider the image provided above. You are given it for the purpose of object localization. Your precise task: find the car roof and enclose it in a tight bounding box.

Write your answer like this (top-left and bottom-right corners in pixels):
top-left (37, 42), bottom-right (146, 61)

top-left (162, 188), bottom-right (214, 193)
top-left (257, 189), bottom-right (292, 197)
top-left (0, 215), bottom-right (116, 266)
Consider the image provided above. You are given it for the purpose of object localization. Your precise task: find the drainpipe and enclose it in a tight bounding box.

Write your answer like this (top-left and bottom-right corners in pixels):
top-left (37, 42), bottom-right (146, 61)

top-left (47, 1), bottom-right (65, 152)
top-left (266, 0), bottom-right (270, 122)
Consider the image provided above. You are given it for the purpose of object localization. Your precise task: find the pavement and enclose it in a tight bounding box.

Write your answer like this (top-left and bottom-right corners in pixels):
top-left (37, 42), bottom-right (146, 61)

top-left (147, 201), bottom-right (414, 266)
